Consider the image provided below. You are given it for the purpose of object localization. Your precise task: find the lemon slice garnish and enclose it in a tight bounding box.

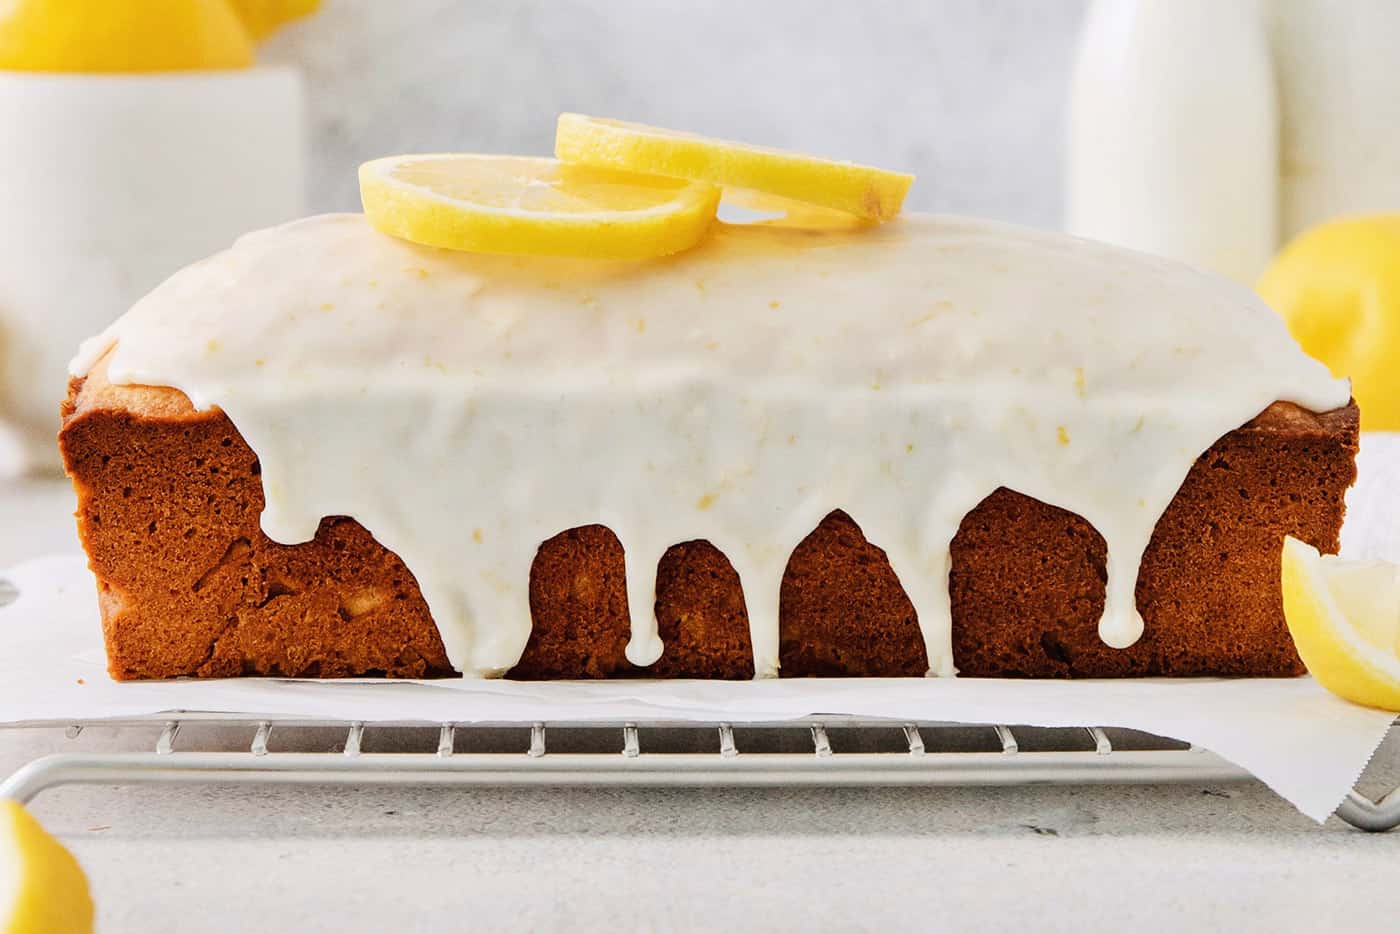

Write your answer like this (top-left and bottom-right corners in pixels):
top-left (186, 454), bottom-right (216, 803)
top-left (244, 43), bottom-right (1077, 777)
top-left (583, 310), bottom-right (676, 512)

top-left (555, 113), bottom-right (914, 222)
top-left (359, 154), bottom-right (721, 259)
top-left (1258, 215), bottom-right (1400, 431)
top-left (229, 0), bottom-right (320, 40)
top-left (0, 0), bottom-right (254, 72)
top-left (720, 187), bottom-right (877, 231)
top-left (1281, 536), bottom-right (1400, 710)
top-left (0, 800), bottom-right (94, 934)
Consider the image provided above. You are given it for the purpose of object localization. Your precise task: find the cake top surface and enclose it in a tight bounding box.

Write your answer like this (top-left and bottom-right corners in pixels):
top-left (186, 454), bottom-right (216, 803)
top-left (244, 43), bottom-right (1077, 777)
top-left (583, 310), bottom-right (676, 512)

top-left (78, 212), bottom-right (1343, 404)
top-left (73, 213), bottom-right (1351, 677)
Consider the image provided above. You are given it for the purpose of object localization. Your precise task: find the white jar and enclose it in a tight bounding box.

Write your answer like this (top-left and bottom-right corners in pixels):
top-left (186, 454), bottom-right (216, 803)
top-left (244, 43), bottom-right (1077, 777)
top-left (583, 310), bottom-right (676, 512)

top-left (0, 67), bottom-right (306, 475)
top-left (1066, 0), bottom-right (1277, 283)
top-left (1267, 0), bottom-right (1400, 238)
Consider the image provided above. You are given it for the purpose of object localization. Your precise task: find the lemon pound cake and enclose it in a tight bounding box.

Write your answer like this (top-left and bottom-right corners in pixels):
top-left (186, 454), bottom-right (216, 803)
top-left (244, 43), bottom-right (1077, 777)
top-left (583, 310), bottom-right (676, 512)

top-left (60, 213), bottom-right (1357, 681)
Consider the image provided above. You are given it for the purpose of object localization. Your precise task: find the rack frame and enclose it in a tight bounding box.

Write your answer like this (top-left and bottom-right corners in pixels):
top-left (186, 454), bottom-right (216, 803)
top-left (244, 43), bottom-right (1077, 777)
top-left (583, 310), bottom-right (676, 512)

top-left (3, 716), bottom-right (1395, 831)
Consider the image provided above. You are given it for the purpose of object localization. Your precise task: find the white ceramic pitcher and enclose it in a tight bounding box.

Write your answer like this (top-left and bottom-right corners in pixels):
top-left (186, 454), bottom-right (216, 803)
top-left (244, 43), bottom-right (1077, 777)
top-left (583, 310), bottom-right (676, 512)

top-left (0, 67), bottom-right (306, 475)
top-left (1067, 0), bottom-right (1400, 280)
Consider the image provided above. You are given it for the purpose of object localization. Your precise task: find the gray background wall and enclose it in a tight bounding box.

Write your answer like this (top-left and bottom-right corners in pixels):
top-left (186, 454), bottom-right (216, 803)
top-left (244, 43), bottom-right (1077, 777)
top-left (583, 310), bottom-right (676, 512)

top-left (264, 0), bottom-right (1089, 228)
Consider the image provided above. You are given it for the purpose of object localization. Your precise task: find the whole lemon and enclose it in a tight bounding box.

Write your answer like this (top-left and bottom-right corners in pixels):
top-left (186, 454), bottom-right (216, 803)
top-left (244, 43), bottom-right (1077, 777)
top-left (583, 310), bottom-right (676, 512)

top-left (0, 0), bottom-right (254, 73)
top-left (1258, 216), bottom-right (1400, 431)
top-left (229, 0), bottom-right (321, 40)
top-left (1, 800), bottom-right (94, 933)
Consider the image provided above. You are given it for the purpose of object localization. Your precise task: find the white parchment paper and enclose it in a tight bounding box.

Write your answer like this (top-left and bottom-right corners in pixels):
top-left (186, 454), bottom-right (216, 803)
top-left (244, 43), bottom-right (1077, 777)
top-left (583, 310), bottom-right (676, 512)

top-left (0, 550), bottom-right (1393, 822)
top-left (2, 436), bottom-right (1396, 823)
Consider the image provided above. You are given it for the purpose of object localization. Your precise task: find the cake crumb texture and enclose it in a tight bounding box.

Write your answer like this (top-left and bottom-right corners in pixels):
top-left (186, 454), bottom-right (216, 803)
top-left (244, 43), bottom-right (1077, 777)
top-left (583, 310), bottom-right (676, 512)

top-left (950, 403), bottom-right (1357, 677)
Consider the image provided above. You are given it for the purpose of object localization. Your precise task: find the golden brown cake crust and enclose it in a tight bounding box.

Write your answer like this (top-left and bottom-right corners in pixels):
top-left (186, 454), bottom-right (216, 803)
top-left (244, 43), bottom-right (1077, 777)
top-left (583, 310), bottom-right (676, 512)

top-left (60, 356), bottom-right (1358, 681)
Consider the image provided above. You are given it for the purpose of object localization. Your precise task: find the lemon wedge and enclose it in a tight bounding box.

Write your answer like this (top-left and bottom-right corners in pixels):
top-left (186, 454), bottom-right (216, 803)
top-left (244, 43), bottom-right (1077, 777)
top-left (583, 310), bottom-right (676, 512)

top-left (0, 800), bottom-right (94, 934)
top-left (229, 0), bottom-right (320, 40)
top-left (359, 154), bottom-right (721, 259)
top-left (0, 0), bottom-right (254, 72)
top-left (555, 113), bottom-right (914, 222)
top-left (1281, 536), bottom-right (1400, 710)
top-left (1258, 215), bottom-right (1400, 431)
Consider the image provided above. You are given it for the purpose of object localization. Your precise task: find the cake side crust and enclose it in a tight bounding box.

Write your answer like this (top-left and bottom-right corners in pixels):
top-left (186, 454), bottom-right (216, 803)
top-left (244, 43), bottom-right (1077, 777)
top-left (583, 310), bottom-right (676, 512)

top-left (62, 365), bottom-right (455, 680)
top-left (61, 358), bottom-right (1359, 681)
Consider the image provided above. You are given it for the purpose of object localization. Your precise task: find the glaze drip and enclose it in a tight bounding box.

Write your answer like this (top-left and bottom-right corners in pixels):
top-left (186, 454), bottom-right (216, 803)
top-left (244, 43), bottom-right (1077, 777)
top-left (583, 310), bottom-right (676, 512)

top-left (72, 213), bottom-right (1349, 677)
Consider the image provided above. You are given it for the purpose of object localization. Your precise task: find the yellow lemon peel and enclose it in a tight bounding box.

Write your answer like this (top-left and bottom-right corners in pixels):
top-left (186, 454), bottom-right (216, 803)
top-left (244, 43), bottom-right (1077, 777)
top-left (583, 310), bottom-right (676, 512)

top-left (1, 800), bottom-right (95, 934)
top-left (359, 154), bottom-right (720, 259)
top-left (555, 113), bottom-right (913, 222)
top-left (0, 0), bottom-right (254, 72)
top-left (1258, 215), bottom-right (1400, 431)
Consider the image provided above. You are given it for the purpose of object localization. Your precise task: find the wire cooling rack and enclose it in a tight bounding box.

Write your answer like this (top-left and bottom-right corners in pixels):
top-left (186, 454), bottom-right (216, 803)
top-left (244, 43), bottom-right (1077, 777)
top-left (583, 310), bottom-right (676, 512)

top-left (2, 716), bottom-right (1395, 831)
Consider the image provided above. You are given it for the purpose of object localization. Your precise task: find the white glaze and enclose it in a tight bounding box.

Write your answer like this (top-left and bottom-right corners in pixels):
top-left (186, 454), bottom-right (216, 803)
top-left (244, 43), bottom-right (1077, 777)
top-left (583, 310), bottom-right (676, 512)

top-left (72, 213), bottom-right (1349, 677)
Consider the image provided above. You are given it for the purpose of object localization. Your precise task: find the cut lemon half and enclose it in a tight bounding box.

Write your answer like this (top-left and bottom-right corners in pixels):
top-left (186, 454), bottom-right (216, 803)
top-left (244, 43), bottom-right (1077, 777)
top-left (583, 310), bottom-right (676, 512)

top-left (1280, 536), bottom-right (1400, 710)
top-left (0, 800), bottom-right (94, 934)
top-left (555, 114), bottom-right (914, 222)
top-left (359, 154), bottom-right (721, 259)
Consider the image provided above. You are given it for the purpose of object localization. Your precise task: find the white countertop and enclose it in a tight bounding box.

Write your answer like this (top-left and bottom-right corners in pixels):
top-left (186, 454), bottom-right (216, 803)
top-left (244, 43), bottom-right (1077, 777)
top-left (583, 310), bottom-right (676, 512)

top-left (3, 476), bottom-right (1399, 933)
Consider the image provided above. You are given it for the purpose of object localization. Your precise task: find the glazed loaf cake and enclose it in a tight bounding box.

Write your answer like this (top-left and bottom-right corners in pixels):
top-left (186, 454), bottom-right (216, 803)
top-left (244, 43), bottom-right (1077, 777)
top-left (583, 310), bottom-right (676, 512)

top-left (60, 356), bottom-right (1358, 681)
top-left (62, 213), bottom-right (1358, 681)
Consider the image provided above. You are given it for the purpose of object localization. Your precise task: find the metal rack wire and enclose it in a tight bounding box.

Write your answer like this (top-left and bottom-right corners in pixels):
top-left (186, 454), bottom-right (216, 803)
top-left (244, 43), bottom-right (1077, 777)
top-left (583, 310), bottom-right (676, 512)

top-left (2, 716), bottom-right (1395, 831)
